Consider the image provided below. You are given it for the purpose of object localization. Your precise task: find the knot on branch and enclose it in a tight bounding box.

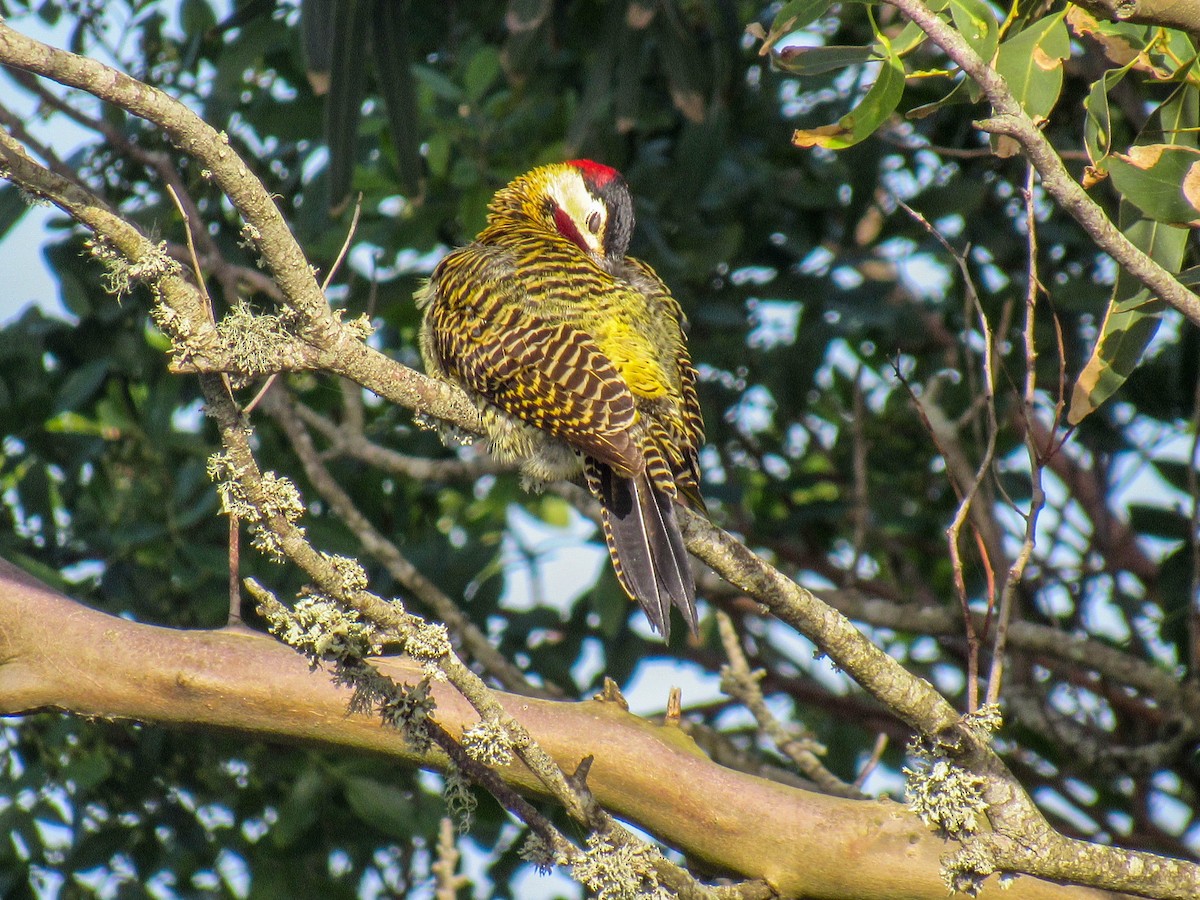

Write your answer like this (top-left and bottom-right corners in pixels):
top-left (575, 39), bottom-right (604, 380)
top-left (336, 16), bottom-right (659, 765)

top-left (973, 114), bottom-right (1025, 137)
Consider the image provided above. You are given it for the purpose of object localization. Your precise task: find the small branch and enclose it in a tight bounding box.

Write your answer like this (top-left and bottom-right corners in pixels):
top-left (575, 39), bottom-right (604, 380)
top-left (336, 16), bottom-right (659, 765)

top-left (824, 587), bottom-right (1200, 726)
top-left (985, 166), bottom-right (1046, 708)
top-left (293, 400), bottom-right (507, 482)
top-left (716, 611), bottom-right (864, 799)
top-left (0, 98), bottom-right (77, 183)
top-left (1070, 0), bottom-right (1200, 37)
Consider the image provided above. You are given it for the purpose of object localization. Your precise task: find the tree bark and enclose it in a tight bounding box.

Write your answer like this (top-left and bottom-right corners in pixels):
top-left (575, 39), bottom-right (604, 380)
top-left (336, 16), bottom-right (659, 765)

top-left (0, 559), bottom-right (1126, 900)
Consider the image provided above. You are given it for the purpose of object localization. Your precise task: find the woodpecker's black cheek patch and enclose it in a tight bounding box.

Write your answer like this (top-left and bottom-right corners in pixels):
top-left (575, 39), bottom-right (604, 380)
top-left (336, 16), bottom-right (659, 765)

top-left (552, 205), bottom-right (589, 253)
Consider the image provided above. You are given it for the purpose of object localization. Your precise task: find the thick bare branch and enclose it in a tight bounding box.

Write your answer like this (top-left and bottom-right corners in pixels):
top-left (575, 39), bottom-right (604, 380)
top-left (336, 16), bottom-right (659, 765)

top-left (0, 560), bottom-right (1122, 900)
top-left (1071, 0), bottom-right (1200, 37)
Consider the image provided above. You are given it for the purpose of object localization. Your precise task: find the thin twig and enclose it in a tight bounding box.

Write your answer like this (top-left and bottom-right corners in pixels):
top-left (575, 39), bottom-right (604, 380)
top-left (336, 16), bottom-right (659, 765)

top-left (1188, 376), bottom-right (1200, 684)
top-left (227, 513), bottom-right (242, 627)
top-left (985, 164), bottom-right (1045, 708)
top-left (850, 368), bottom-right (870, 581)
top-left (716, 611), bottom-right (864, 799)
top-left (323, 192), bottom-right (362, 292)
top-left (164, 184), bottom-right (214, 315)
top-left (854, 733), bottom-right (890, 790)
top-left (894, 197), bottom-right (1002, 711)
top-left (294, 399), bottom-right (507, 481)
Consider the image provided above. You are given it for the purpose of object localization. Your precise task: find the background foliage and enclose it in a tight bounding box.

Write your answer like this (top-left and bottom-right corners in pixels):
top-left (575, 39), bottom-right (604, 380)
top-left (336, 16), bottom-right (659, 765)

top-left (0, 0), bottom-right (1197, 896)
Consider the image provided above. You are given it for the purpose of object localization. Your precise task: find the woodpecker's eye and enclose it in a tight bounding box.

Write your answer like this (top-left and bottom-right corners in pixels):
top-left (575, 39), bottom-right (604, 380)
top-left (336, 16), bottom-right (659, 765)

top-left (586, 210), bottom-right (603, 234)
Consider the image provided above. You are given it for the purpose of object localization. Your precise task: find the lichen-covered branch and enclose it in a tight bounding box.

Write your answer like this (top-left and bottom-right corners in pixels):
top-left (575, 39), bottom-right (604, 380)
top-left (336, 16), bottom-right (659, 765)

top-left (258, 385), bottom-right (553, 700)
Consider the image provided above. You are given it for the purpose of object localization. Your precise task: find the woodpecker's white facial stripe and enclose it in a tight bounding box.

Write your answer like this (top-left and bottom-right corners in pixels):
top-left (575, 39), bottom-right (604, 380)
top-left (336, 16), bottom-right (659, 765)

top-left (547, 170), bottom-right (607, 257)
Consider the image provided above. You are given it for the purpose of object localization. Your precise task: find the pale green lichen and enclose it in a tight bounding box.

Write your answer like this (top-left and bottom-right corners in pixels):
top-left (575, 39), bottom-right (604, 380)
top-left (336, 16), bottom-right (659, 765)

top-left (962, 703), bottom-right (1003, 738)
top-left (406, 621), bottom-right (451, 662)
top-left (380, 677), bottom-right (436, 752)
top-left (217, 302), bottom-right (290, 376)
top-left (207, 451), bottom-right (304, 558)
top-left (322, 553), bottom-right (369, 593)
top-left (518, 833), bottom-right (560, 875)
top-left (342, 311), bottom-right (374, 340)
top-left (460, 720), bottom-right (514, 768)
top-left (237, 223), bottom-right (262, 253)
top-left (265, 595), bottom-right (383, 661)
top-left (17, 187), bottom-right (50, 207)
top-left (904, 752), bottom-right (989, 839)
top-left (943, 842), bottom-right (997, 897)
top-left (442, 765), bottom-right (477, 834)
top-left (85, 237), bottom-right (180, 298)
top-left (570, 833), bottom-right (670, 900)
top-left (149, 298), bottom-right (192, 342)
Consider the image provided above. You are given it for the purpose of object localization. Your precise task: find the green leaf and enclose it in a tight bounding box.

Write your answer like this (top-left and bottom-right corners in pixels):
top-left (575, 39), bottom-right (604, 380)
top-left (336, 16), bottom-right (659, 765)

top-left (271, 765), bottom-right (325, 849)
top-left (948, 0), bottom-right (998, 67)
top-left (501, 0), bottom-right (553, 81)
top-left (371, 0), bottom-right (424, 196)
top-left (342, 775), bottom-right (415, 839)
top-left (1069, 83), bottom-right (1198, 425)
top-left (906, 78), bottom-right (970, 120)
top-left (1083, 62), bottom-right (1135, 167)
top-left (1065, 6), bottom-right (1148, 70)
top-left (1067, 211), bottom-right (1186, 426)
top-left (656, 0), bottom-right (707, 123)
top-left (887, 0), bottom-right (950, 56)
top-left (764, 0), bottom-right (831, 50)
top-left (1108, 143), bottom-right (1200, 226)
top-left (775, 45), bottom-right (874, 76)
top-left (463, 46), bottom-right (502, 103)
top-left (792, 52), bottom-right (905, 150)
top-left (0, 184), bottom-right (31, 244)
top-left (299, 0), bottom-right (337, 91)
top-left (52, 358), bottom-right (110, 415)
top-left (994, 11), bottom-right (1069, 122)
top-left (181, 0), bottom-right (217, 37)
top-left (325, 0), bottom-right (371, 216)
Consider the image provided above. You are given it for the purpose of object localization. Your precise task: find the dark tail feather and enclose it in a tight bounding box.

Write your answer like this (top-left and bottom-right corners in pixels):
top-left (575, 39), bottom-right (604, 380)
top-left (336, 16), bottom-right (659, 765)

top-left (596, 465), bottom-right (696, 639)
